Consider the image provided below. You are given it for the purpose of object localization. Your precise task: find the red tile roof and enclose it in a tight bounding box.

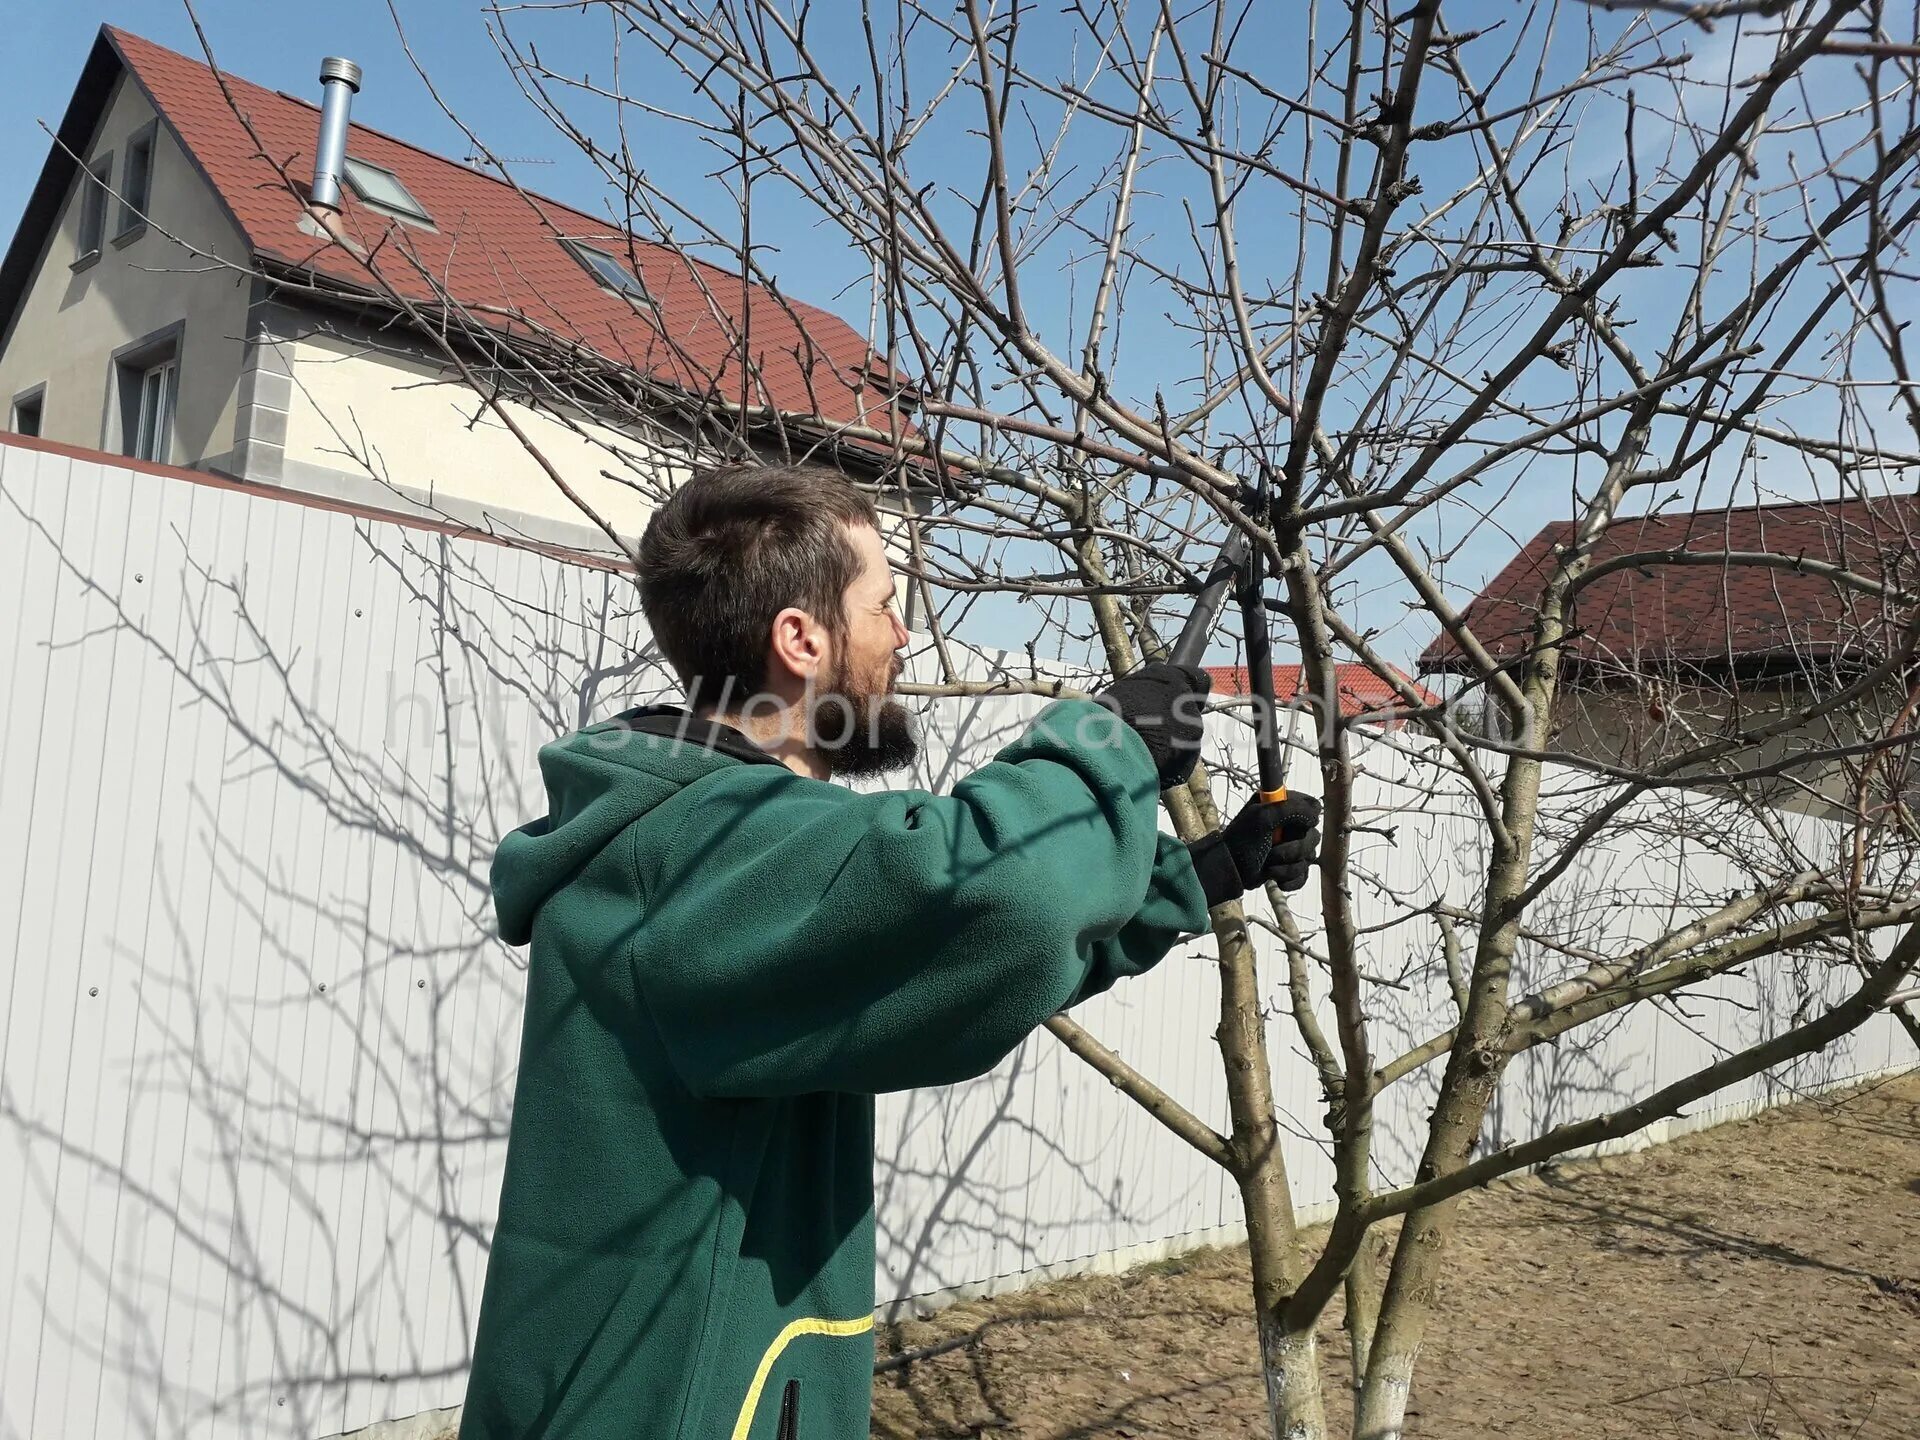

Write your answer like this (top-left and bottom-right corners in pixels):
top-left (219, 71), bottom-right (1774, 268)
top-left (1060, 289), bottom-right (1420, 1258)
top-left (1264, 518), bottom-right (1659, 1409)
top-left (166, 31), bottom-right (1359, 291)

top-left (102, 27), bottom-right (907, 442)
top-left (1204, 663), bottom-right (1439, 728)
top-left (1418, 496), bottom-right (1920, 678)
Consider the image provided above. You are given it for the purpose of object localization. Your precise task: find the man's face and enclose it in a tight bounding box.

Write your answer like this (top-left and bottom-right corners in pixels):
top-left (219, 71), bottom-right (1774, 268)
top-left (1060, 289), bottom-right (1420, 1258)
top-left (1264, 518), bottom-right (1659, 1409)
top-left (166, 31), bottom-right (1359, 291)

top-left (809, 521), bottom-right (917, 777)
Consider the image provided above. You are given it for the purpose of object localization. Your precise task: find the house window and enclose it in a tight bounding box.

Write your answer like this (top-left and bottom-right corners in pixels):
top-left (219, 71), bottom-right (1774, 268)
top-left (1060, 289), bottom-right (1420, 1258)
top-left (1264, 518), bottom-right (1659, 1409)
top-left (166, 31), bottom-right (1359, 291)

top-left (118, 122), bottom-right (157, 237)
top-left (10, 387), bottom-right (44, 438)
top-left (75, 154), bottom-right (112, 262)
top-left (342, 157), bottom-right (432, 224)
top-left (127, 358), bottom-right (177, 462)
top-left (113, 329), bottom-right (182, 463)
top-left (562, 239), bottom-right (653, 304)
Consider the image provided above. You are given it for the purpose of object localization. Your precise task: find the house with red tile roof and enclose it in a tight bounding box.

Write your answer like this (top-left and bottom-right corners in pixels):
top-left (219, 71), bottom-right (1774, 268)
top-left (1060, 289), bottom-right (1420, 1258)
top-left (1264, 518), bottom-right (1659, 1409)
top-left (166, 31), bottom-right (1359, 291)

top-left (0, 26), bottom-right (916, 554)
top-left (1416, 496), bottom-right (1920, 810)
top-left (1417, 498), bottom-right (1919, 682)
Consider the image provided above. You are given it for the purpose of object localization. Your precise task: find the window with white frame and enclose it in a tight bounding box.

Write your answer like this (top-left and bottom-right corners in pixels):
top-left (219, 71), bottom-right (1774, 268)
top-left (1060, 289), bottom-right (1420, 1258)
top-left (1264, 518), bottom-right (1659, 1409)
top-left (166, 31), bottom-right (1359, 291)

top-left (342, 157), bottom-right (433, 224)
top-left (129, 358), bottom-right (177, 462)
top-left (118, 122), bottom-right (156, 236)
top-left (113, 331), bottom-right (181, 464)
top-left (76, 155), bottom-right (112, 261)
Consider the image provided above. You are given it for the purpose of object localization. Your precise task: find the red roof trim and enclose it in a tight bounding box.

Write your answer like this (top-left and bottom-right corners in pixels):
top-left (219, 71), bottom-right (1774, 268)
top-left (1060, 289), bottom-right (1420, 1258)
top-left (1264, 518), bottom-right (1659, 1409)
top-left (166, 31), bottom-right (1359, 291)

top-left (1204, 663), bottom-right (1440, 724)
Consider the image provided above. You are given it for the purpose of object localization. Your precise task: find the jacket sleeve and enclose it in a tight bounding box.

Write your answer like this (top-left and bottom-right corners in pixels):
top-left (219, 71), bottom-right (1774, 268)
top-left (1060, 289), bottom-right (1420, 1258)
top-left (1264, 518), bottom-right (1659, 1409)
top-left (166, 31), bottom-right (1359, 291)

top-left (628, 699), bottom-right (1211, 1097)
top-left (1066, 829), bottom-right (1212, 1008)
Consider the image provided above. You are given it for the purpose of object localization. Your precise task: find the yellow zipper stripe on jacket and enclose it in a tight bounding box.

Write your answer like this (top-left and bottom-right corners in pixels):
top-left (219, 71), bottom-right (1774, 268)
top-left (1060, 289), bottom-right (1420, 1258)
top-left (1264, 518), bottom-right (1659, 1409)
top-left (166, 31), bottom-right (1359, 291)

top-left (726, 1314), bottom-right (875, 1440)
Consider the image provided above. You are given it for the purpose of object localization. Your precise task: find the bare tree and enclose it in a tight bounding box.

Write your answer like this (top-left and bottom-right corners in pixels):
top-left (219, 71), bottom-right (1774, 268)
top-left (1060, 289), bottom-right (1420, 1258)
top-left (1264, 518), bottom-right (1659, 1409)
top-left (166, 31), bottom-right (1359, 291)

top-left (169, 0), bottom-right (1920, 1434)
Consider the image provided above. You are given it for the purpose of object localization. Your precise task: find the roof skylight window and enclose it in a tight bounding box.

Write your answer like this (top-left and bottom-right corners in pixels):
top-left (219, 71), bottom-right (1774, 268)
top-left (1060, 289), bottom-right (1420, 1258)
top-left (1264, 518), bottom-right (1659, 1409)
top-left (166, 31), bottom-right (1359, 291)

top-left (562, 238), bottom-right (653, 305)
top-left (342, 157), bottom-right (432, 224)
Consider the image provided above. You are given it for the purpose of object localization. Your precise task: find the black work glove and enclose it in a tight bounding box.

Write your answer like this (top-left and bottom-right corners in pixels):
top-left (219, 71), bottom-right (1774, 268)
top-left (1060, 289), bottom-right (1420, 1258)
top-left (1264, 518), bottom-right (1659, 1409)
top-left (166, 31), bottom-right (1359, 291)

top-left (1095, 661), bottom-right (1212, 789)
top-left (1187, 792), bottom-right (1322, 906)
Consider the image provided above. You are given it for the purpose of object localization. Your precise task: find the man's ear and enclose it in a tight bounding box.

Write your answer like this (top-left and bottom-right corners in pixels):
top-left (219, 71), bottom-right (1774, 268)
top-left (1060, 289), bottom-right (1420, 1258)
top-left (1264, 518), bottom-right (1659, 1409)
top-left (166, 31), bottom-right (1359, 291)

top-left (766, 605), bottom-right (828, 687)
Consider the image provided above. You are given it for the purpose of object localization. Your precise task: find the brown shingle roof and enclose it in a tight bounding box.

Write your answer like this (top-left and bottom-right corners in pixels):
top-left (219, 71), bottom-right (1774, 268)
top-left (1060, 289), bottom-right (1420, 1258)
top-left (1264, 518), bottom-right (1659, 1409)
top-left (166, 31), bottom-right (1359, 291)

top-left (1418, 495), bottom-right (1920, 679)
top-left (101, 27), bottom-right (907, 440)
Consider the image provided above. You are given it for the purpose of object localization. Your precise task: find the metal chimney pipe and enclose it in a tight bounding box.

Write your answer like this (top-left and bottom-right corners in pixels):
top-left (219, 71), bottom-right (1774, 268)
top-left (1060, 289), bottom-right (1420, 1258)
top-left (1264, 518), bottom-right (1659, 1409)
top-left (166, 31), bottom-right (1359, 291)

top-left (310, 56), bottom-right (362, 210)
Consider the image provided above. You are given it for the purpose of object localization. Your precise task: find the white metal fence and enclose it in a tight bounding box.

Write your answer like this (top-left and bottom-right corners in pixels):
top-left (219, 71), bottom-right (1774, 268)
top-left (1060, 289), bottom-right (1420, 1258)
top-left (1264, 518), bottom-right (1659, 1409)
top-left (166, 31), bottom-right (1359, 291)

top-left (0, 436), bottom-right (1908, 1439)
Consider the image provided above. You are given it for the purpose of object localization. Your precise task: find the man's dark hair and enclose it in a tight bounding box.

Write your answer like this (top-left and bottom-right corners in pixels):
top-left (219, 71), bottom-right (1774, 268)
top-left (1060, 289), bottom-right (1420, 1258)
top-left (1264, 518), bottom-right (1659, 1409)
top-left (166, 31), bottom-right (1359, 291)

top-left (636, 462), bottom-right (881, 699)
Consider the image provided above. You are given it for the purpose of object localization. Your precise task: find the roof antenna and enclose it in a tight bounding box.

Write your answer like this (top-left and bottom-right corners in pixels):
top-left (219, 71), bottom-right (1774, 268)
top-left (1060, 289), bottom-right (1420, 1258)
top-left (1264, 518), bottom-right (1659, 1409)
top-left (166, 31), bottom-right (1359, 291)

top-left (311, 56), bottom-right (362, 210)
top-left (465, 152), bottom-right (554, 168)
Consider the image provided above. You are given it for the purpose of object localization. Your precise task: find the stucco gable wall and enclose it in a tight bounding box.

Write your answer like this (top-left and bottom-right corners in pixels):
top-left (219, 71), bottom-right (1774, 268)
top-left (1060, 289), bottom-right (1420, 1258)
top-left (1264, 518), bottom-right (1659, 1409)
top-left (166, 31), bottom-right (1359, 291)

top-left (0, 72), bottom-right (252, 463)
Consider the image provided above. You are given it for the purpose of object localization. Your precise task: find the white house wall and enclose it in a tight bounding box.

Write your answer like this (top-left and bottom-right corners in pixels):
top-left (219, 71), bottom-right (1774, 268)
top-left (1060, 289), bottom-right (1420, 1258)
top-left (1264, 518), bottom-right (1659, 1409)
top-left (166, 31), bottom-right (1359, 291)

top-left (261, 320), bottom-right (926, 595)
top-left (270, 327), bottom-right (686, 550)
top-left (0, 436), bottom-right (1909, 1439)
top-left (0, 73), bottom-right (253, 466)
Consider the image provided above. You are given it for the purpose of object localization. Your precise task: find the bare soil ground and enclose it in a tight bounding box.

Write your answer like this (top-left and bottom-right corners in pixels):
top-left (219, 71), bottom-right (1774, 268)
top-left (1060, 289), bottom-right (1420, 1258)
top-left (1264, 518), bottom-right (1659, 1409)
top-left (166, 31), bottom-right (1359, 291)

top-left (872, 1071), bottom-right (1920, 1439)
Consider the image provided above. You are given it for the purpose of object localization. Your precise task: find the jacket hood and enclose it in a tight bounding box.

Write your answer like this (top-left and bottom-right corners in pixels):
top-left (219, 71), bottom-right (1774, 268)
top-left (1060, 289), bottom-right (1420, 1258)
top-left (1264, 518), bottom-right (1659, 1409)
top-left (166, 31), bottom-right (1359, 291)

top-left (491, 706), bottom-right (783, 945)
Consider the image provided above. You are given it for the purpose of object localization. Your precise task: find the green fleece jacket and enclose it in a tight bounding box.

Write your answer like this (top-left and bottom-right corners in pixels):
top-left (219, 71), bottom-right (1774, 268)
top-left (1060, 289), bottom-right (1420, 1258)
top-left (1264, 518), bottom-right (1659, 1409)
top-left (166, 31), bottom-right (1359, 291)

top-left (458, 698), bottom-right (1210, 1440)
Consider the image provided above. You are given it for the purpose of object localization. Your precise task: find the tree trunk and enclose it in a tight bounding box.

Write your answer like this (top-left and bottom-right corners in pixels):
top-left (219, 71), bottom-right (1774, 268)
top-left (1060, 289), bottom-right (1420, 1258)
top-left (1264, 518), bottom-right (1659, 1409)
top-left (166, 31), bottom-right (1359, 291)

top-left (1344, 1232), bottom-right (1384, 1433)
top-left (1217, 906), bottom-right (1329, 1439)
top-left (1256, 1311), bottom-right (1328, 1440)
top-left (1353, 1338), bottom-right (1418, 1440)
top-left (1351, 1193), bottom-right (1464, 1440)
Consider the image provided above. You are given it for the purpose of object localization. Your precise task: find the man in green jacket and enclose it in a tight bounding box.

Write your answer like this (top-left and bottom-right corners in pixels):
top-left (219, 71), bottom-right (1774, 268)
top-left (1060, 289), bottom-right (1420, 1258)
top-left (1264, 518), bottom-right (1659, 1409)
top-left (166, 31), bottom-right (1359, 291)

top-left (458, 463), bottom-right (1319, 1439)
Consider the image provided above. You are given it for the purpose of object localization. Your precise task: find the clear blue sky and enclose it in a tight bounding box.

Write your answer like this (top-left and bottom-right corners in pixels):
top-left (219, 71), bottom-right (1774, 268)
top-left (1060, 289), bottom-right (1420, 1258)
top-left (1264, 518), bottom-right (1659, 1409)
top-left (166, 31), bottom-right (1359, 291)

top-left (1, 3), bottom-right (671, 251)
top-left (3, 5), bottom-right (1891, 668)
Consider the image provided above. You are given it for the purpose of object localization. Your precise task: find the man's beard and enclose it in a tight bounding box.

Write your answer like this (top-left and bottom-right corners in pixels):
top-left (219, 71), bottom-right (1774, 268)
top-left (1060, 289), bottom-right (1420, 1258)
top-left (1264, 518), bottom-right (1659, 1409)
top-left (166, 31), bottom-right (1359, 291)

top-left (808, 654), bottom-right (919, 778)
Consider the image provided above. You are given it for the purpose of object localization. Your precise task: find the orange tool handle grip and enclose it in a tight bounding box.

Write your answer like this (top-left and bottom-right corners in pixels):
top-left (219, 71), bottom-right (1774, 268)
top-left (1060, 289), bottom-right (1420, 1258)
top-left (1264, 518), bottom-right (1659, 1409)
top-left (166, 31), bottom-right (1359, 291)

top-left (1259, 785), bottom-right (1289, 840)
